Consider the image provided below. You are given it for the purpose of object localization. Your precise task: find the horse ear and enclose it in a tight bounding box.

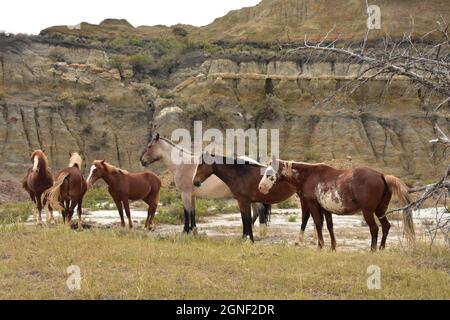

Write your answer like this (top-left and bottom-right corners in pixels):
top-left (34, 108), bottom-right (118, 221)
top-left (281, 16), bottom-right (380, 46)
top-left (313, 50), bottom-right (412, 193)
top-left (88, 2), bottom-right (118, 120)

top-left (155, 133), bottom-right (160, 141)
top-left (42, 149), bottom-right (46, 153)
top-left (271, 155), bottom-right (279, 171)
top-left (100, 160), bottom-right (105, 166)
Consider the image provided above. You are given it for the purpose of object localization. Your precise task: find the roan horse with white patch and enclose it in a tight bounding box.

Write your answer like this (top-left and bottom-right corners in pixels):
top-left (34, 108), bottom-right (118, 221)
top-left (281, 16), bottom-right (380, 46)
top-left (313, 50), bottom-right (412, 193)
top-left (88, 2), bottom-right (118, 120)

top-left (44, 152), bottom-right (87, 228)
top-left (22, 149), bottom-right (55, 225)
top-left (87, 160), bottom-right (161, 230)
top-left (258, 158), bottom-right (415, 251)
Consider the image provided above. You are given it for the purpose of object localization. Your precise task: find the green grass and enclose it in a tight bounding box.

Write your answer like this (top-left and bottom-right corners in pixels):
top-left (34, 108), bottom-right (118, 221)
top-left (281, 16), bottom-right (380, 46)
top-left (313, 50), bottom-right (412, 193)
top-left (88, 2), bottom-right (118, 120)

top-left (288, 215), bottom-right (297, 223)
top-left (0, 202), bottom-right (34, 224)
top-left (83, 186), bottom-right (114, 210)
top-left (155, 188), bottom-right (240, 225)
top-left (0, 226), bottom-right (448, 299)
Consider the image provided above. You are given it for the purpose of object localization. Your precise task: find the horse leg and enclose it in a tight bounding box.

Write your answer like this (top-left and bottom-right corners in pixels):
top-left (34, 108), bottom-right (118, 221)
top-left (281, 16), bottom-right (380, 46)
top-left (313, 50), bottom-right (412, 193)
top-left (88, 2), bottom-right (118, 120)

top-left (113, 199), bottom-right (125, 227)
top-left (374, 191), bottom-right (392, 250)
top-left (68, 201), bottom-right (77, 225)
top-left (181, 192), bottom-right (193, 234)
top-left (362, 210), bottom-right (379, 252)
top-left (36, 194), bottom-right (43, 225)
top-left (48, 204), bottom-right (55, 224)
top-left (252, 203), bottom-right (267, 238)
top-left (144, 192), bottom-right (159, 231)
top-left (190, 195), bottom-right (197, 234)
top-left (77, 198), bottom-right (83, 230)
top-left (237, 199), bottom-right (253, 242)
top-left (307, 201), bottom-right (325, 249)
top-left (123, 200), bottom-right (133, 228)
top-left (299, 208), bottom-right (310, 244)
top-left (323, 210), bottom-right (337, 251)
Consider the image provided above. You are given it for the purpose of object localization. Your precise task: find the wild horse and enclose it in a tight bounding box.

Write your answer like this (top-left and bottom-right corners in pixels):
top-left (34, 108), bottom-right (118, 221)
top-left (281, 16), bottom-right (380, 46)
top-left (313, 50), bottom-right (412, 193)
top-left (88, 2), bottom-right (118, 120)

top-left (45, 152), bottom-right (87, 227)
top-left (259, 158), bottom-right (415, 251)
top-left (192, 152), bottom-right (298, 242)
top-left (140, 134), bottom-right (271, 236)
top-left (87, 160), bottom-right (161, 230)
top-left (22, 149), bottom-right (54, 224)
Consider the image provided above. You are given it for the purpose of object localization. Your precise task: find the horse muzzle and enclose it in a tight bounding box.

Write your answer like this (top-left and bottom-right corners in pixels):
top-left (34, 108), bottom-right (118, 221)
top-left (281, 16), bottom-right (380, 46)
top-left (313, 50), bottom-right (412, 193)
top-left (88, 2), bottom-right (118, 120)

top-left (258, 185), bottom-right (269, 195)
top-left (193, 180), bottom-right (201, 187)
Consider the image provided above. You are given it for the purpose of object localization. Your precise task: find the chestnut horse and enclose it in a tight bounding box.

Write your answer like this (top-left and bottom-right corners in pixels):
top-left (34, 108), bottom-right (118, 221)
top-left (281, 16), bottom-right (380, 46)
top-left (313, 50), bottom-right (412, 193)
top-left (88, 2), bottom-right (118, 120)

top-left (45, 152), bottom-right (87, 227)
top-left (192, 152), bottom-right (297, 242)
top-left (87, 160), bottom-right (161, 230)
top-left (22, 149), bottom-right (54, 225)
top-left (259, 158), bottom-right (415, 251)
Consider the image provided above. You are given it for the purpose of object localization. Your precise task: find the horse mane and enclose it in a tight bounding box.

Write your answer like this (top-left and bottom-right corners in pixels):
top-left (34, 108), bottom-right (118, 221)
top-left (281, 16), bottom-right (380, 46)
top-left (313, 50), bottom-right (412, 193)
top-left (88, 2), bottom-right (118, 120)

top-left (69, 153), bottom-right (82, 168)
top-left (159, 137), bottom-right (194, 155)
top-left (103, 161), bottom-right (129, 175)
top-left (209, 154), bottom-right (265, 167)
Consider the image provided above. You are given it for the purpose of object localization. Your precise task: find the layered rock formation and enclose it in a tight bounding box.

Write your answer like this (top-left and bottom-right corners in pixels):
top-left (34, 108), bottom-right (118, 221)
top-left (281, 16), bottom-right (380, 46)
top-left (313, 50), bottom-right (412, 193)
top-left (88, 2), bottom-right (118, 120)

top-left (0, 0), bottom-right (449, 203)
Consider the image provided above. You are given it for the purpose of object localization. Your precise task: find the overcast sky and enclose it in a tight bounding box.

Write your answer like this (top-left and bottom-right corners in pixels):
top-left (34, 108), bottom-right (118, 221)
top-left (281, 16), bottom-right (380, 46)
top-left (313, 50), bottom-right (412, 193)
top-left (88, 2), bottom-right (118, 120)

top-left (1, 0), bottom-right (261, 35)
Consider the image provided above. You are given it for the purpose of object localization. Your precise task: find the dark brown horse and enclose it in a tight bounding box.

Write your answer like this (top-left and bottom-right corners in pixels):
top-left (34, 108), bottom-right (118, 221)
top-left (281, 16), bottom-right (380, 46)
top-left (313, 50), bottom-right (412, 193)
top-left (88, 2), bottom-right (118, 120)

top-left (259, 158), bottom-right (415, 251)
top-left (22, 149), bottom-right (54, 225)
top-left (87, 160), bottom-right (161, 230)
top-left (193, 152), bottom-right (297, 241)
top-left (45, 152), bottom-right (87, 227)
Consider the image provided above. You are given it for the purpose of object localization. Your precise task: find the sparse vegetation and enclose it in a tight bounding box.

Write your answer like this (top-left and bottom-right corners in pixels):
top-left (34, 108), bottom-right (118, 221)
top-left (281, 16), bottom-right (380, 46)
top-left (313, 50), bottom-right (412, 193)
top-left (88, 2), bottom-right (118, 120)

top-left (288, 214), bottom-right (297, 223)
top-left (277, 197), bottom-right (298, 209)
top-left (48, 47), bottom-right (67, 62)
top-left (304, 150), bottom-right (318, 162)
top-left (0, 202), bottom-right (33, 224)
top-left (83, 186), bottom-right (114, 210)
top-left (0, 90), bottom-right (5, 100)
top-left (0, 227), bottom-right (448, 299)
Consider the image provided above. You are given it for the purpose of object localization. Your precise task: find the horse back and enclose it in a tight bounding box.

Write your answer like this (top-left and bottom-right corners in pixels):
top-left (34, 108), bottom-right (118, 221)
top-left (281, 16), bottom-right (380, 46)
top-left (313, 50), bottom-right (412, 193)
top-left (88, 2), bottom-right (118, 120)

top-left (58, 166), bottom-right (87, 199)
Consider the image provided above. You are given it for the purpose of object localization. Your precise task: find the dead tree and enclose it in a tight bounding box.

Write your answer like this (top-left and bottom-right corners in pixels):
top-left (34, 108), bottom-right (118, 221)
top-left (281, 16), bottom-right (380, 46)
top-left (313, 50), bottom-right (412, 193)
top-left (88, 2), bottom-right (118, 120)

top-left (287, 20), bottom-right (450, 246)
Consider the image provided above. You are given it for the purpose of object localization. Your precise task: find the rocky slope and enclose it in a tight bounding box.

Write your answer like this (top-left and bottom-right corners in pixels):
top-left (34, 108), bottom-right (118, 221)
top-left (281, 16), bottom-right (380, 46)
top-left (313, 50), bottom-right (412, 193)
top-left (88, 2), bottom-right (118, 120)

top-left (0, 0), bottom-right (449, 202)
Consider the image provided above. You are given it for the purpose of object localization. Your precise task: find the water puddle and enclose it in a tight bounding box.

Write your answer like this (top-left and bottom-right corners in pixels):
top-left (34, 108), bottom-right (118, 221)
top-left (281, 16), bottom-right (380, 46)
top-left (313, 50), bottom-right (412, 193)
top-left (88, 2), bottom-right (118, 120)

top-left (26, 207), bottom-right (448, 251)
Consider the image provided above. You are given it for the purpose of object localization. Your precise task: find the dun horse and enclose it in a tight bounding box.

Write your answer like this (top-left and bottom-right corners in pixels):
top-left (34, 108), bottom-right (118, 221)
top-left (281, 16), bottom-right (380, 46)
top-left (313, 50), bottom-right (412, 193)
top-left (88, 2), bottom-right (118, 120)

top-left (22, 149), bottom-right (54, 225)
top-left (140, 134), bottom-right (271, 235)
top-left (45, 152), bottom-right (87, 227)
top-left (87, 160), bottom-right (161, 230)
top-left (259, 158), bottom-right (415, 251)
top-left (192, 152), bottom-right (298, 242)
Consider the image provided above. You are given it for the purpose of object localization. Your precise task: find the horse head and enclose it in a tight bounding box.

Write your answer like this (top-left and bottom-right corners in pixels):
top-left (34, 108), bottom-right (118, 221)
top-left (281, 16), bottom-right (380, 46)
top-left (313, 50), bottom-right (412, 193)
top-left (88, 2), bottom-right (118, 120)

top-left (192, 151), bottom-right (216, 187)
top-left (30, 149), bottom-right (47, 174)
top-left (140, 133), bottom-right (162, 167)
top-left (258, 155), bottom-right (282, 194)
top-left (86, 160), bottom-right (106, 187)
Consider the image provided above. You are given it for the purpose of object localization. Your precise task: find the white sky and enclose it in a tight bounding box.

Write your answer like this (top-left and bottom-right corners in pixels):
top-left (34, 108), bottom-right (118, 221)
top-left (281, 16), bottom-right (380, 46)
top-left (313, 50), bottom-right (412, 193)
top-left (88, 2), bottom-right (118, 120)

top-left (0, 0), bottom-right (261, 35)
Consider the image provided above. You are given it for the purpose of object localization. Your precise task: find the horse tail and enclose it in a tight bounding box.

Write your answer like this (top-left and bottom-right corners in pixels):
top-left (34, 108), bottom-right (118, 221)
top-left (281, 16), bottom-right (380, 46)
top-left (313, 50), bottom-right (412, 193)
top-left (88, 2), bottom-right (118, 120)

top-left (43, 172), bottom-right (70, 211)
top-left (384, 174), bottom-right (415, 244)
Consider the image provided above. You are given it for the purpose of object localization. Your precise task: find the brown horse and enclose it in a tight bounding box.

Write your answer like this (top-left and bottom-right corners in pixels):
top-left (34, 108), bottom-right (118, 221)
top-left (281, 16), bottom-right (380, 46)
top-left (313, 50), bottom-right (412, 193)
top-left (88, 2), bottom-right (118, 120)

top-left (193, 152), bottom-right (297, 241)
top-left (45, 152), bottom-right (87, 227)
top-left (86, 160), bottom-right (161, 230)
top-left (22, 149), bottom-right (54, 225)
top-left (258, 158), bottom-right (415, 251)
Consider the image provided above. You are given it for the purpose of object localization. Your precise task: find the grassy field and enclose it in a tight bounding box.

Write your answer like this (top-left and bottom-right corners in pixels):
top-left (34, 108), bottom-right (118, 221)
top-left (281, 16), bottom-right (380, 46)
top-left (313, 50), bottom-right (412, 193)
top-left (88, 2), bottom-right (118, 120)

top-left (0, 225), bottom-right (449, 299)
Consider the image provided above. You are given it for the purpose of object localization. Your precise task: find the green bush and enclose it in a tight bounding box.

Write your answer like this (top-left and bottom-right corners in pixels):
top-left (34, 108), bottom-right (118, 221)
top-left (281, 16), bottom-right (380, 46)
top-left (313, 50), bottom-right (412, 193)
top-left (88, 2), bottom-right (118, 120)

top-left (288, 215), bottom-right (297, 223)
top-left (110, 37), bottom-right (128, 49)
top-left (75, 98), bottom-right (90, 109)
top-left (304, 150), bottom-right (318, 162)
top-left (83, 186), bottom-right (114, 211)
top-left (277, 197), bottom-right (298, 209)
top-left (0, 202), bottom-right (34, 224)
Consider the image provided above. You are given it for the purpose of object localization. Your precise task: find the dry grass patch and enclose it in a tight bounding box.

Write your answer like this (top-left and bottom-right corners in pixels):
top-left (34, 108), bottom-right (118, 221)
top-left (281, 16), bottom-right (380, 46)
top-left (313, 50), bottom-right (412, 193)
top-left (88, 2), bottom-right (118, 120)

top-left (0, 226), bottom-right (449, 299)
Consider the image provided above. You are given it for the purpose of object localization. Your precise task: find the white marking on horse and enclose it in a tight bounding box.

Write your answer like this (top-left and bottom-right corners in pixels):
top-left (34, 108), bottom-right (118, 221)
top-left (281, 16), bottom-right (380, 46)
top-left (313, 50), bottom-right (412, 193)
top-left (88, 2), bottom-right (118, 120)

top-left (87, 165), bottom-right (96, 183)
top-left (315, 183), bottom-right (345, 213)
top-left (259, 165), bottom-right (276, 194)
top-left (32, 156), bottom-right (39, 171)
